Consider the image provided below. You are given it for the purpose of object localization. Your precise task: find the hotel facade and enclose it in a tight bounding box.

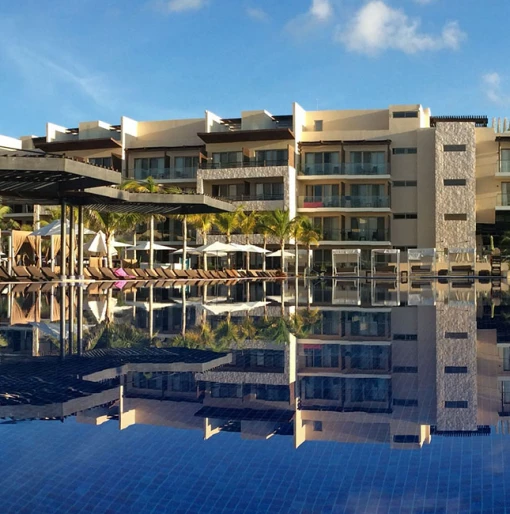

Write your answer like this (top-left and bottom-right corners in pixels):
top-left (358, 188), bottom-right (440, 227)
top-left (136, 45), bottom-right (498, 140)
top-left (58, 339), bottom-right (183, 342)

top-left (2, 103), bottom-right (509, 270)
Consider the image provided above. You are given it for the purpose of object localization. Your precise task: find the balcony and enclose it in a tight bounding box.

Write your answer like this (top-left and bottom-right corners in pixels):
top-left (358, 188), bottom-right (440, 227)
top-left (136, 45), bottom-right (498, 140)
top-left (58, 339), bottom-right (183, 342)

top-left (496, 160), bottom-right (510, 175)
top-left (300, 163), bottom-right (390, 177)
top-left (496, 194), bottom-right (510, 209)
top-left (200, 159), bottom-right (289, 169)
top-left (298, 195), bottom-right (390, 210)
top-left (132, 167), bottom-right (197, 181)
top-left (213, 193), bottom-right (285, 211)
top-left (319, 229), bottom-right (390, 243)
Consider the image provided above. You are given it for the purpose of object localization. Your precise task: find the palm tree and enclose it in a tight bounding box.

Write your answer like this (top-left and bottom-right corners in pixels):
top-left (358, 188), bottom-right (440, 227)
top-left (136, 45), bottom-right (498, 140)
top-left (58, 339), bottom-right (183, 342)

top-left (0, 205), bottom-right (11, 254)
top-left (291, 215), bottom-right (306, 276)
top-left (296, 217), bottom-right (321, 274)
top-left (86, 210), bottom-right (143, 267)
top-left (121, 177), bottom-right (168, 268)
top-left (256, 213), bottom-right (272, 271)
top-left (260, 209), bottom-right (296, 273)
top-left (238, 210), bottom-right (258, 271)
top-left (187, 213), bottom-right (215, 270)
top-left (214, 206), bottom-right (242, 267)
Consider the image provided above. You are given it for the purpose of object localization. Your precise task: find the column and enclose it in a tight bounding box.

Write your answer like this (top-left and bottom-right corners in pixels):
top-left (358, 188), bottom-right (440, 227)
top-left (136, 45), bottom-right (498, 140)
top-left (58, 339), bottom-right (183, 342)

top-left (69, 206), bottom-right (75, 279)
top-left (78, 205), bottom-right (84, 279)
top-left (77, 286), bottom-right (83, 356)
top-left (59, 284), bottom-right (66, 359)
top-left (60, 201), bottom-right (67, 280)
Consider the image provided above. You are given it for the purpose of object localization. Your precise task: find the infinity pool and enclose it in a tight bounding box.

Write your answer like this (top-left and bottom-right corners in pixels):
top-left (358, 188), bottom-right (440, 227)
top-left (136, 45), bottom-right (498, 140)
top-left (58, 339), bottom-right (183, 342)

top-left (0, 279), bottom-right (509, 513)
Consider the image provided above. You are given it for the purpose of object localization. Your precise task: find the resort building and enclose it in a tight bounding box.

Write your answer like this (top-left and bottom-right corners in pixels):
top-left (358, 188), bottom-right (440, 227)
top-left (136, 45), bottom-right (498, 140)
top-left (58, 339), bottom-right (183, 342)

top-left (3, 103), bottom-right (509, 270)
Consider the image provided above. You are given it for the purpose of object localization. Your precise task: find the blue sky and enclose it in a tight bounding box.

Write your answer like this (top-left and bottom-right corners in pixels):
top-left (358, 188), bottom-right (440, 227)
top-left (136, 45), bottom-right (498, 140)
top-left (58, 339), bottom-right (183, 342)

top-left (0, 0), bottom-right (509, 137)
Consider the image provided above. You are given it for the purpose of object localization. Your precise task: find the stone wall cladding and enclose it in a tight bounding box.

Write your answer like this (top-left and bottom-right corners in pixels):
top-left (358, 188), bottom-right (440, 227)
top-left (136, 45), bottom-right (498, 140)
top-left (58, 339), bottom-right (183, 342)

top-left (435, 304), bottom-right (478, 431)
top-left (434, 123), bottom-right (476, 250)
top-left (197, 233), bottom-right (280, 245)
top-left (195, 371), bottom-right (289, 385)
top-left (197, 165), bottom-right (293, 210)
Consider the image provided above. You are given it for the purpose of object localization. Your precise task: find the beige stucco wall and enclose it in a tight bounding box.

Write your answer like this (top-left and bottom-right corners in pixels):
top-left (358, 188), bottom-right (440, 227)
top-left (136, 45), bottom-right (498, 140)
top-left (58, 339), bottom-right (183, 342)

top-left (416, 129), bottom-right (436, 248)
top-left (476, 127), bottom-right (500, 224)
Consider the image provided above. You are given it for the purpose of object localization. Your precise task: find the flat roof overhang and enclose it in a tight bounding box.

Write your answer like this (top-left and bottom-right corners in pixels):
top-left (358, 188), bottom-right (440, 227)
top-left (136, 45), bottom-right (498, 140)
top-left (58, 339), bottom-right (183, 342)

top-left (126, 145), bottom-right (205, 152)
top-left (34, 137), bottom-right (122, 152)
top-left (0, 155), bottom-right (122, 201)
top-left (78, 188), bottom-right (235, 214)
top-left (300, 139), bottom-right (392, 147)
top-left (198, 128), bottom-right (294, 144)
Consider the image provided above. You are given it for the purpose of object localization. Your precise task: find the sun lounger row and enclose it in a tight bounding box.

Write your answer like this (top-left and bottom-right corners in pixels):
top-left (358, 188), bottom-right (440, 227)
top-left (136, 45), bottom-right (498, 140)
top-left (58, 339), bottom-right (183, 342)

top-left (0, 266), bottom-right (283, 283)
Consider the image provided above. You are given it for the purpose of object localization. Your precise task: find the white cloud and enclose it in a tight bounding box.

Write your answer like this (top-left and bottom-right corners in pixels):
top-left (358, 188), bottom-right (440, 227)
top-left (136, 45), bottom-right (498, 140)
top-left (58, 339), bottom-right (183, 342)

top-left (310, 0), bottom-right (333, 21)
top-left (162, 0), bottom-right (206, 13)
top-left (414, 0), bottom-right (436, 4)
top-left (483, 72), bottom-right (510, 105)
top-left (2, 42), bottom-right (116, 110)
top-left (336, 1), bottom-right (465, 55)
top-left (246, 7), bottom-right (269, 22)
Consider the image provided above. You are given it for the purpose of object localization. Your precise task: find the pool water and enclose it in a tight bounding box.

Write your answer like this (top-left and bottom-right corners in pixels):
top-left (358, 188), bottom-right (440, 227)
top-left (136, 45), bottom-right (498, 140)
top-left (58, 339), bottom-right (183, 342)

top-left (0, 279), bottom-right (509, 513)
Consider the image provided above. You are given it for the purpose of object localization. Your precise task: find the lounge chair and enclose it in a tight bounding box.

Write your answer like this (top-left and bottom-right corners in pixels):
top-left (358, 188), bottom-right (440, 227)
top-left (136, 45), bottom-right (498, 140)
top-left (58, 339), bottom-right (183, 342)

top-left (11, 283), bottom-right (28, 294)
top-left (0, 266), bottom-right (15, 282)
top-left (27, 266), bottom-right (48, 281)
top-left (100, 267), bottom-right (119, 281)
top-left (86, 267), bottom-right (106, 280)
top-left (162, 269), bottom-right (177, 279)
top-left (135, 268), bottom-right (150, 278)
top-left (13, 266), bottom-right (38, 281)
top-left (26, 283), bottom-right (43, 293)
top-left (155, 268), bottom-right (169, 279)
top-left (173, 269), bottom-right (188, 279)
top-left (41, 267), bottom-right (60, 281)
top-left (144, 269), bottom-right (159, 279)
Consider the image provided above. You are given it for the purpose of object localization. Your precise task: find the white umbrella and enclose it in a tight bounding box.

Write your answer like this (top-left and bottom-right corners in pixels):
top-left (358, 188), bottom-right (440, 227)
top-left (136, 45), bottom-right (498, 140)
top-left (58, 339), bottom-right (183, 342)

top-left (194, 241), bottom-right (238, 254)
top-left (86, 231), bottom-right (109, 254)
top-left (133, 241), bottom-right (176, 251)
top-left (173, 248), bottom-right (201, 255)
top-left (244, 244), bottom-right (269, 254)
top-left (267, 249), bottom-right (295, 258)
top-left (31, 219), bottom-right (95, 237)
top-left (112, 241), bottom-right (133, 248)
top-left (203, 301), bottom-right (268, 315)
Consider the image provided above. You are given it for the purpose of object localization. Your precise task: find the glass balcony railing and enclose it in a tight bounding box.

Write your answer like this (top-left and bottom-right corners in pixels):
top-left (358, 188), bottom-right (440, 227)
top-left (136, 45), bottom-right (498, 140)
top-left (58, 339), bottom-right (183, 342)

top-left (201, 160), bottom-right (289, 169)
top-left (215, 194), bottom-right (284, 202)
top-left (301, 163), bottom-right (389, 176)
top-left (133, 167), bottom-right (197, 180)
top-left (319, 229), bottom-right (390, 242)
top-left (498, 194), bottom-right (510, 206)
top-left (299, 196), bottom-right (390, 208)
top-left (499, 160), bottom-right (510, 173)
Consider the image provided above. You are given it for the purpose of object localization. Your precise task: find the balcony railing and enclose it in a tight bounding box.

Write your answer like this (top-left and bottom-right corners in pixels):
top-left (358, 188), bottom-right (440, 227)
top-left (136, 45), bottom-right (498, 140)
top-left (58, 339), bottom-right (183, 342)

top-left (132, 167), bottom-right (197, 180)
top-left (319, 229), bottom-right (390, 242)
top-left (499, 160), bottom-right (510, 174)
top-left (201, 160), bottom-right (289, 169)
top-left (299, 196), bottom-right (390, 208)
top-left (498, 194), bottom-right (510, 206)
top-left (214, 194), bottom-right (284, 202)
top-left (301, 163), bottom-right (389, 176)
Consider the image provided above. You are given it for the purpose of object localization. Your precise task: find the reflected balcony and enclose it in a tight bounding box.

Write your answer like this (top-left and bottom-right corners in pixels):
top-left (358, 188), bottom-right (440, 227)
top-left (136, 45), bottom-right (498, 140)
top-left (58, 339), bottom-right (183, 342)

top-left (200, 159), bottom-right (290, 170)
top-left (298, 195), bottom-right (390, 210)
top-left (319, 229), bottom-right (390, 243)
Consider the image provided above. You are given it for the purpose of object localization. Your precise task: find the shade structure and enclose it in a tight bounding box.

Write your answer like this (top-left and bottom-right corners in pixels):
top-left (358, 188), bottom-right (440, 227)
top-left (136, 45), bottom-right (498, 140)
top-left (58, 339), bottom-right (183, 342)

top-left (173, 248), bottom-right (201, 255)
top-left (30, 219), bottom-right (95, 237)
top-left (112, 241), bottom-right (133, 248)
top-left (267, 249), bottom-right (295, 258)
top-left (194, 241), bottom-right (238, 254)
top-left (133, 241), bottom-right (176, 251)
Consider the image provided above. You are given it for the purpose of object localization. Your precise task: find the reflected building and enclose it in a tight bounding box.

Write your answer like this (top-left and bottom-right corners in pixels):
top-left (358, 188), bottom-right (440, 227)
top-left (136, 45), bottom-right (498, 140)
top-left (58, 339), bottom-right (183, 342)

top-left (0, 279), bottom-right (509, 450)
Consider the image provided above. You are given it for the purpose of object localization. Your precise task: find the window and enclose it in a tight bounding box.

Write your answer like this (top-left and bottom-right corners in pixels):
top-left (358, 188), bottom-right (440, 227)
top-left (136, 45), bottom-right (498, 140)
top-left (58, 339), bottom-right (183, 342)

top-left (393, 334), bottom-right (417, 341)
top-left (313, 421), bottom-right (323, 432)
top-left (255, 149), bottom-right (288, 166)
top-left (445, 366), bottom-right (468, 374)
top-left (392, 148), bottom-right (417, 155)
top-left (314, 120), bottom-right (323, 131)
top-left (89, 157), bottom-right (112, 168)
top-left (393, 366), bottom-right (418, 373)
top-left (444, 213), bottom-right (467, 221)
top-left (255, 182), bottom-right (284, 200)
top-left (174, 156), bottom-right (198, 175)
top-left (212, 183), bottom-right (245, 199)
top-left (445, 332), bottom-right (468, 339)
top-left (393, 399), bottom-right (418, 407)
top-left (212, 151), bottom-right (242, 168)
top-left (444, 179), bottom-right (467, 186)
top-left (304, 345), bottom-right (340, 368)
top-left (445, 401), bottom-right (468, 408)
top-left (393, 435), bottom-right (419, 443)
top-left (134, 157), bottom-right (164, 180)
top-left (304, 152), bottom-right (340, 175)
top-left (393, 180), bottom-right (417, 187)
top-left (394, 246), bottom-right (417, 252)
top-left (444, 144), bottom-right (466, 152)
top-left (393, 111), bottom-right (419, 118)
top-left (393, 213), bottom-right (417, 220)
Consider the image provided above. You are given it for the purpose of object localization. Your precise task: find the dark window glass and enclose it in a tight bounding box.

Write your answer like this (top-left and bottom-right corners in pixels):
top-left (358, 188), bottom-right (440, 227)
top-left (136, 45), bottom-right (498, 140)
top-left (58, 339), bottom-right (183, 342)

top-left (392, 148), bottom-right (418, 154)
top-left (444, 213), bottom-right (467, 221)
top-left (393, 366), bottom-right (418, 373)
top-left (444, 144), bottom-right (466, 152)
top-left (393, 111), bottom-right (419, 118)
top-left (393, 435), bottom-right (420, 443)
top-left (393, 334), bottom-right (418, 341)
top-left (444, 179), bottom-right (467, 186)
top-left (393, 399), bottom-right (418, 407)
top-left (445, 366), bottom-right (468, 373)
top-left (445, 401), bottom-right (468, 408)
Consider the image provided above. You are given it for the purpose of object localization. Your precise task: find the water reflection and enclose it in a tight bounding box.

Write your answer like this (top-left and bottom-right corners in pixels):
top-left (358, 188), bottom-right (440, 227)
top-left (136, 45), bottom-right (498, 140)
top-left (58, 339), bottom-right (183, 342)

top-left (1, 278), bottom-right (509, 449)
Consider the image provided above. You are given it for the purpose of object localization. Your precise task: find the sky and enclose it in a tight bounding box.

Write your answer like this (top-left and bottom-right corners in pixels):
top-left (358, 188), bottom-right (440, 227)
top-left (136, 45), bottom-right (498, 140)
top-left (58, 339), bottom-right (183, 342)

top-left (1, 0), bottom-right (509, 137)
